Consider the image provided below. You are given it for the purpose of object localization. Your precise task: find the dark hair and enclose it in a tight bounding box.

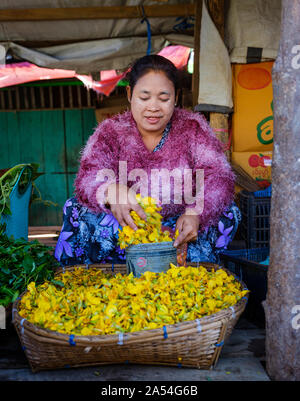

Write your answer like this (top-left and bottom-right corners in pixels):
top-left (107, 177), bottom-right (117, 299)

top-left (127, 54), bottom-right (178, 96)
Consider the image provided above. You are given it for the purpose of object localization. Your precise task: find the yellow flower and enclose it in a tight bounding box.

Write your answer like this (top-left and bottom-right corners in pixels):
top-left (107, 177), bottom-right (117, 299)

top-left (117, 196), bottom-right (174, 248)
top-left (223, 295), bottom-right (237, 306)
top-left (33, 309), bottom-right (46, 325)
top-left (213, 288), bottom-right (223, 299)
top-left (105, 303), bottom-right (118, 318)
top-left (207, 279), bottom-right (216, 290)
top-left (27, 282), bottom-right (36, 294)
top-left (206, 299), bottom-right (217, 312)
top-left (38, 298), bottom-right (51, 313)
top-left (24, 298), bottom-right (31, 310)
top-left (20, 265), bottom-right (247, 337)
top-left (86, 293), bottom-right (100, 305)
top-left (144, 205), bottom-right (156, 214)
top-left (122, 226), bottom-right (135, 238)
top-left (146, 322), bottom-right (159, 330)
top-left (141, 196), bottom-right (156, 206)
top-left (142, 271), bottom-right (156, 281)
top-left (149, 231), bottom-right (159, 242)
top-left (81, 327), bottom-right (93, 336)
top-left (240, 290), bottom-right (248, 298)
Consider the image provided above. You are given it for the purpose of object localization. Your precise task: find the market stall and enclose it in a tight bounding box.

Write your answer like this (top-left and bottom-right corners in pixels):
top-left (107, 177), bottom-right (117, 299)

top-left (0, 0), bottom-right (299, 381)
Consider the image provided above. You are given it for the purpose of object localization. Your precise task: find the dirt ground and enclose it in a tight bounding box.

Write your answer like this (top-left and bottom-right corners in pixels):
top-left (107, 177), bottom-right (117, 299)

top-left (0, 317), bottom-right (270, 382)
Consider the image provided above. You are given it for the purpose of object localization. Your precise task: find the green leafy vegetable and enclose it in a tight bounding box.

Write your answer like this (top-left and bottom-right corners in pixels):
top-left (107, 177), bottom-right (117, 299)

top-left (0, 225), bottom-right (60, 307)
top-left (0, 163), bottom-right (58, 221)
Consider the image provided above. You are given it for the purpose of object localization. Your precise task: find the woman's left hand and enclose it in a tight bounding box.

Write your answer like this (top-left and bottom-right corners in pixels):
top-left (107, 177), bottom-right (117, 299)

top-left (173, 213), bottom-right (200, 248)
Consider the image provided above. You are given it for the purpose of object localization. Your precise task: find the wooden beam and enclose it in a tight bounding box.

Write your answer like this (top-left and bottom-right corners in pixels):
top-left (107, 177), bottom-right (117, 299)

top-left (207, 0), bottom-right (225, 39)
top-left (0, 4), bottom-right (195, 21)
top-left (23, 87), bottom-right (29, 109)
top-left (30, 87), bottom-right (36, 109)
top-left (206, 0), bottom-right (230, 162)
top-left (210, 113), bottom-right (230, 161)
top-left (192, 0), bottom-right (203, 108)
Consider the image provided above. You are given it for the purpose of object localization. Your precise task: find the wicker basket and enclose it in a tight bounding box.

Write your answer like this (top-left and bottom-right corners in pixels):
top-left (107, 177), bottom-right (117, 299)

top-left (13, 262), bottom-right (248, 372)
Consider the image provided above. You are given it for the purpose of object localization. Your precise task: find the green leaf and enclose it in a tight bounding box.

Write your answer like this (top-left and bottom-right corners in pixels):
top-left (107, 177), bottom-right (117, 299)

top-left (23, 254), bottom-right (35, 273)
top-left (0, 296), bottom-right (11, 307)
top-left (1, 287), bottom-right (14, 296)
top-left (11, 291), bottom-right (20, 303)
top-left (0, 229), bottom-right (59, 306)
top-left (8, 277), bottom-right (16, 285)
top-left (51, 279), bottom-right (64, 288)
top-left (30, 261), bottom-right (37, 274)
top-left (0, 267), bottom-right (10, 274)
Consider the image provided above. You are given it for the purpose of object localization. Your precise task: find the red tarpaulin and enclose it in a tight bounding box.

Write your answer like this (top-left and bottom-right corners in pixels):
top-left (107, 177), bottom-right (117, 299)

top-left (0, 46), bottom-right (191, 96)
top-left (158, 45), bottom-right (191, 69)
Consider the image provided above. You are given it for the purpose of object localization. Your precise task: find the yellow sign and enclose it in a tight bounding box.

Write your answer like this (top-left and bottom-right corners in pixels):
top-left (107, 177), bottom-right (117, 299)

top-left (232, 151), bottom-right (272, 190)
top-left (232, 62), bottom-right (274, 152)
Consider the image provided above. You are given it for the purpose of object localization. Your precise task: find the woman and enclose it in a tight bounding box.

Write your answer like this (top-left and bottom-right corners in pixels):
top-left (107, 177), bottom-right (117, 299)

top-left (55, 55), bottom-right (240, 266)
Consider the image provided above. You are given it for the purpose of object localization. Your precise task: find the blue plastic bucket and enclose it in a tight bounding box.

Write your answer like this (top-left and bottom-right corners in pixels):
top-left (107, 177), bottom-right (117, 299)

top-left (125, 241), bottom-right (178, 277)
top-left (1, 166), bottom-right (32, 240)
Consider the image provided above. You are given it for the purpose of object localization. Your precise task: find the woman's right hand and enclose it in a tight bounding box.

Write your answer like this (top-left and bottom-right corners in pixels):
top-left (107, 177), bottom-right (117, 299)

top-left (105, 183), bottom-right (147, 230)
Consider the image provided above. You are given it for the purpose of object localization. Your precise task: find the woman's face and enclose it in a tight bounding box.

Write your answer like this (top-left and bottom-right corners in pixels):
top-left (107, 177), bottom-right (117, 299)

top-left (127, 70), bottom-right (176, 137)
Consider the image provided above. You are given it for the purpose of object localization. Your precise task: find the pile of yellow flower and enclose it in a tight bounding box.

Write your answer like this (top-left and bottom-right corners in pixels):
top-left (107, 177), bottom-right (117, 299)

top-left (18, 264), bottom-right (248, 336)
top-left (117, 194), bottom-right (178, 249)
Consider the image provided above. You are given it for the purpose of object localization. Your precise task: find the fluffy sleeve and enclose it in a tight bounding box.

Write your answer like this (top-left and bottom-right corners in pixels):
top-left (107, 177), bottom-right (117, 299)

top-left (74, 119), bottom-right (120, 214)
top-left (185, 113), bottom-right (235, 231)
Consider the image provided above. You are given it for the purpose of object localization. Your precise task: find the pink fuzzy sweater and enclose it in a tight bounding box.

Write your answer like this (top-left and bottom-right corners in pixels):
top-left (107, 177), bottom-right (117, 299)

top-left (75, 108), bottom-right (235, 231)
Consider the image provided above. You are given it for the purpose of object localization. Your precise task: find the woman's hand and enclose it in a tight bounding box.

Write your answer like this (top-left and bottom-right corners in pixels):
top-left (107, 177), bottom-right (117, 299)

top-left (105, 183), bottom-right (147, 230)
top-left (173, 213), bottom-right (200, 248)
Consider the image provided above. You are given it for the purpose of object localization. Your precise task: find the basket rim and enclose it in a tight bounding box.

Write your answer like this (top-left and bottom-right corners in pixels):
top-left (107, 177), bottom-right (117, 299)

top-left (13, 263), bottom-right (249, 345)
